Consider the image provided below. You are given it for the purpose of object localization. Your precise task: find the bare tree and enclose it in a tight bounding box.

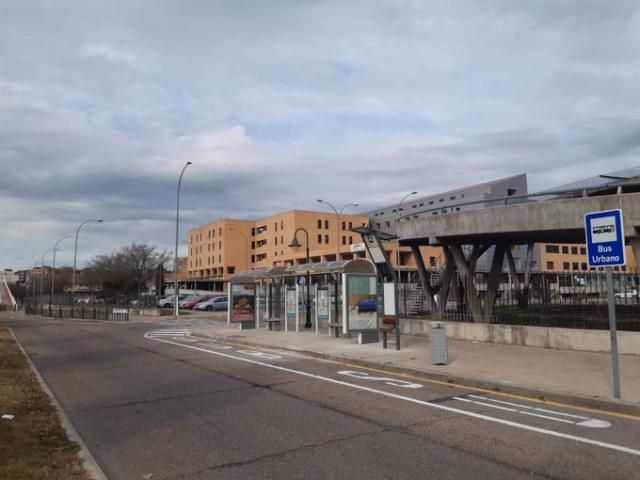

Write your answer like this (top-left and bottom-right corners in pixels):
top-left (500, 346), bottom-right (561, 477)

top-left (86, 244), bottom-right (170, 302)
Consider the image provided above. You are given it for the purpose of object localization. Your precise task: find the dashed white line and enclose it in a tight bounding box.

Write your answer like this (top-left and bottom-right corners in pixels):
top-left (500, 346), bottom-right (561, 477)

top-left (144, 332), bottom-right (637, 457)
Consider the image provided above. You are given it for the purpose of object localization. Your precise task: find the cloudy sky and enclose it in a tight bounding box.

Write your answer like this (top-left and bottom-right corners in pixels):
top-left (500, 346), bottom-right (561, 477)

top-left (1, 0), bottom-right (640, 270)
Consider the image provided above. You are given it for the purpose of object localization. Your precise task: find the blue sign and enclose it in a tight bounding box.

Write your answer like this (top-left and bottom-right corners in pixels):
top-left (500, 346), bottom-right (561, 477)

top-left (584, 209), bottom-right (626, 268)
top-left (298, 276), bottom-right (306, 286)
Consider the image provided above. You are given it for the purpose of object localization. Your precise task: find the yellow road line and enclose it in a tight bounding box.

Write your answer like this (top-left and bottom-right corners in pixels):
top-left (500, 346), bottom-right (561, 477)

top-left (187, 334), bottom-right (640, 422)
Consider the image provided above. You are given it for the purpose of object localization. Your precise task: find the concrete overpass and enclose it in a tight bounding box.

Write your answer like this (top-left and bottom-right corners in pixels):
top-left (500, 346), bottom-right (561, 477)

top-left (397, 192), bottom-right (640, 320)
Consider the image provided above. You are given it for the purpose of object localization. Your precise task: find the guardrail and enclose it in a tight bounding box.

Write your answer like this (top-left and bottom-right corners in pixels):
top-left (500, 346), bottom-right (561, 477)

top-left (25, 304), bottom-right (129, 321)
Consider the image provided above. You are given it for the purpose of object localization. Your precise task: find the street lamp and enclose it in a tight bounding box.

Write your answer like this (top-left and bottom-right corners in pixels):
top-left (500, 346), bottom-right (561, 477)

top-left (316, 200), bottom-right (359, 261)
top-left (39, 248), bottom-right (54, 301)
top-left (316, 200), bottom-right (359, 326)
top-left (289, 228), bottom-right (312, 329)
top-left (72, 219), bottom-right (103, 295)
top-left (174, 161), bottom-right (193, 318)
top-left (50, 236), bottom-right (71, 312)
top-left (396, 192), bottom-right (418, 314)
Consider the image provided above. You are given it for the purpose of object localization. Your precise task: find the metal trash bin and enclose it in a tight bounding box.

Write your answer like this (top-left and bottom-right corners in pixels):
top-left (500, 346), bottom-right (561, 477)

top-left (430, 321), bottom-right (448, 365)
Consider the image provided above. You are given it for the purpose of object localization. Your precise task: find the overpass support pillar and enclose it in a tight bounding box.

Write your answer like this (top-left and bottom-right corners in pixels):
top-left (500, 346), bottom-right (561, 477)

top-left (484, 244), bottom-right (507, 319)
top-left (437, 246), bottom-right (455, 317)
top-left (449, 244), bottom-right (483, 320)
top-left (410, 246), bottom-right (437, 312)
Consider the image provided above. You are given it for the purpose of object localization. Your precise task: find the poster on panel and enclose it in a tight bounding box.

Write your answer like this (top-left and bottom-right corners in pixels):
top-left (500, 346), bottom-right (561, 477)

top-left (286, 288), bottom-right (297, 318)
top-left (230, 283), bottom-right (256, 322)
top-left (317, 289), bottom-right (329, 321)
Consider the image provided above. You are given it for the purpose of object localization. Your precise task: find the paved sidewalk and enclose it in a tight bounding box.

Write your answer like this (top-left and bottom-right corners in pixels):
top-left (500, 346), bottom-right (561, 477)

top-left (190, 320), bottom-right (640, 413)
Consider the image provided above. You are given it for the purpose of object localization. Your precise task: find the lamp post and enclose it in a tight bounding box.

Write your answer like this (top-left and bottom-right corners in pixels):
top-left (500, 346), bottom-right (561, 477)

top-left (39, 248), bottom-right (54, 302)
top-left (289, 228), bottom-right (312, 329)
top-left (72, 219), bottom-right (103, 295)
top-left (50, 236), bottom-right (71, 312)
top-left (396, 192), bottom-right (418, 315)
top-left (316, 200), bottom-right (359, 326)
top-left (174, 161), bottom-right (193, 318)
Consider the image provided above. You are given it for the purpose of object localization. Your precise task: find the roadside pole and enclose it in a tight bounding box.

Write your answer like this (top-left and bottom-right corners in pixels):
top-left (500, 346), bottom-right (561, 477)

top-left (585, 208), bottom-right (625, 399)
top-left (605, 267), bottom-right (621, 398)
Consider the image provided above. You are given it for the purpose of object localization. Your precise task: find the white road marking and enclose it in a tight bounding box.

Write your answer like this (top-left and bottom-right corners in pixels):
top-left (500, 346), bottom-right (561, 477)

top-left (236, 350), bottom-right (283, 360)
top-left (465, 394), bottom-right (611, 428)
top-left (144, 332), bottom-right (639, 457)
top-left (338, 370), bottom-right (423, 389)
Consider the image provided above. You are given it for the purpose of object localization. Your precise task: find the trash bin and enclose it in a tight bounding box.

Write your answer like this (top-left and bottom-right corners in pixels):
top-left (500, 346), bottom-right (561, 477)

top-left (430, 321), bottom-right (448, 365)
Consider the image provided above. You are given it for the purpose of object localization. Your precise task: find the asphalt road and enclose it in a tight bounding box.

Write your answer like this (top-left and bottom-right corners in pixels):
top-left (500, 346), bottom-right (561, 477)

top-left (3, 315), bottom-right (640, 480)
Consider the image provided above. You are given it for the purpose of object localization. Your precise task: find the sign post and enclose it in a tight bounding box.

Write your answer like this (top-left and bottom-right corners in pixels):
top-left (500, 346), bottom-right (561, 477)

top-left (585, 209), bottom-right (625, 399)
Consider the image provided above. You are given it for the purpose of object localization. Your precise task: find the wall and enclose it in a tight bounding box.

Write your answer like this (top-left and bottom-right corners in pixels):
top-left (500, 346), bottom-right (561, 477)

top-left (399, 318), bottom-right (640, 355)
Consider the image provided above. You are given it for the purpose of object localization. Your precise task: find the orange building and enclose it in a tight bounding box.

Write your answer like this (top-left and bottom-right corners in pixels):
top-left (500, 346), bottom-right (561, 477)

top-left (187, 209), bottom-right (446, 290)
top-left (539, 243), bottom-right (637, 273)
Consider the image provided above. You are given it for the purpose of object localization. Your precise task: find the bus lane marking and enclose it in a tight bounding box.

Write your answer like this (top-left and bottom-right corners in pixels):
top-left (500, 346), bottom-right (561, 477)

top-left (144, 331), bottom-right (639, 457)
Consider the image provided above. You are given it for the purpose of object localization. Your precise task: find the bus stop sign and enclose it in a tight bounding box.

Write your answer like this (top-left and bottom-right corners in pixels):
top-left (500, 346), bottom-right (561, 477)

top-left (584, 209), bottom-right (626, 268)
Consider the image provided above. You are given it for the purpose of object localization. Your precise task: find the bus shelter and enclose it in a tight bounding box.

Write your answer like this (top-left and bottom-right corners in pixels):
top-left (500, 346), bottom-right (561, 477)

top-left (232, 259), bottom-right (378, 338)
top-left (227, 266), bottom-right (286, 328)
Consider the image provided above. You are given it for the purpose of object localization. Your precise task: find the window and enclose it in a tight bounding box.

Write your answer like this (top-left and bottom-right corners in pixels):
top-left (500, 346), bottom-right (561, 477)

top-left (342, 236), bottom-right (346, 245)
top-left (545, 245), bottom-right (560, 254)
top-left (572, 262), bottom-right (579, 270)
top-left (227, 266), bottom-right (235, 274)
top-left (275, 237), bottom-right (278, 246)
top-left (450, 196), bottom-right (455, 200)
top-left (219, 241), bottom-right (222, 248)
top-left (375, 223), bottom-right (381, 229)
top-left (325, 235), bottom-right (329, 243)
top-left (281, 235), bottom-right (283, 244)
top-left (455, 207), bottom-right (460, 211)
top-left (562, 246), bottom-right (569, 254)
top-left (392, 209), bottom-right (397, 213)
top-left (571, 246), bottom-right (578, 255)
top-left (251, 241), bottom-right (255, 249)
top-left (342, 221), bottom-right (346, 230)
top-left (325, 220), bottom-right (329, 229)
top-left (348, 236), bottom-right (352, 244)
top-left (317, 219), bottom-right (322, 229)
top-left (412, 204), bottom-right (417, 208)
top-left (318, 234), bottom-right (322, 244)
top-left (439, 198), bottom-right (444, 203)
top-left (385, 221), bottom-right (391, 227)
top-left (563, 262), bottom-right (570, 270)
top-left (280, 221), bottom-right (283, 229)
top-left (580, 247), bottom-right (586, 255)
top-left (275, 222), bottom-right (278, 232)
top-left (429, 200), bottom-right (434, 205)
top-left (251, 255), bottom-right (255, 263)
top-left (546, 261), bottom-right (554, 270)
top-left (429, 256), bottom-right (436, 267)
top-left (581, 263), bottom-right (587, 271)
top-left (251, 228), bottom-right (255, 236)
top-left (348, 222), bottom-right (352, 229)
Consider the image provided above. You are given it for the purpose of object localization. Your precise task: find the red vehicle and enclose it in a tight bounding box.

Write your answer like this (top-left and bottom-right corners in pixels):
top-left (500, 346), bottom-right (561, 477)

top-left (179, 295), bottom-right (210, 310)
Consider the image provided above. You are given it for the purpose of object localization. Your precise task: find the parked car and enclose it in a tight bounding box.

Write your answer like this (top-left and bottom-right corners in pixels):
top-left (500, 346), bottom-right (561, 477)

top-left (614, 290), bottom-right (638, 299)
top-left (356, 299), bottom-right (377, 312)
top-left (179, 295), bottom-right (210, 310)
top-left (194, 296), bottom-right (228, 311)
top-left (158, 295), bottom-right (187, 308)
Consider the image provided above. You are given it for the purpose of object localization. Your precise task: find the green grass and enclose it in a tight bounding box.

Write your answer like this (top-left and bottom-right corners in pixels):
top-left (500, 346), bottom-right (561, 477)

top-left (0, 329), bottom-right (90, 480)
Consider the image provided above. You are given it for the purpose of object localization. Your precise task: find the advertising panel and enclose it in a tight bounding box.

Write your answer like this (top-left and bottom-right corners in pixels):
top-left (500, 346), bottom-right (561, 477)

top-left (230, 283), bottom-right (255, 322)
top-left (317, 288), bottom-right (329, 320)
top-left (346, 275), bottom-right (377, 331)
top-left (286, 288), bottom-right (297, 318)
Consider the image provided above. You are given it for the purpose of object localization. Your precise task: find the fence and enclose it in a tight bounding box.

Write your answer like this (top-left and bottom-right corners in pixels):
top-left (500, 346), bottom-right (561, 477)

top-left (397, 270), bottom-right (640, 331)
top-left (25, 304), bottom-right (129, 321)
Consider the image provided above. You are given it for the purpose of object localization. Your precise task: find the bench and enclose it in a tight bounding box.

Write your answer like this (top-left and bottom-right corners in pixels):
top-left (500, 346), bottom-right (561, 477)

top-left (379, 315), bottom-right (400, 350)
top-left (327, 322), bottom-right (341, 337)
top-left (266, 318), bottom-right (282, 331)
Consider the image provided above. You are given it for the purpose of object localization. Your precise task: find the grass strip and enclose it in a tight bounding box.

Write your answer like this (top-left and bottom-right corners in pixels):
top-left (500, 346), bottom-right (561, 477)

top-left (0, 329), bottom-right (90, 480)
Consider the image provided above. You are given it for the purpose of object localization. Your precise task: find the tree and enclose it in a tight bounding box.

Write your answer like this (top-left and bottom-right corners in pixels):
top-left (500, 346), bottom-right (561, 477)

top-left (85, 243), bottom-right (170, 301)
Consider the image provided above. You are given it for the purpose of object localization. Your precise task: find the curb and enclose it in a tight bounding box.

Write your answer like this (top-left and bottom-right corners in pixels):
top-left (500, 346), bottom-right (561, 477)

top-left (9, 329), bottom-right (109, 480)
top-left (191, 331), bottom-right (640, 418)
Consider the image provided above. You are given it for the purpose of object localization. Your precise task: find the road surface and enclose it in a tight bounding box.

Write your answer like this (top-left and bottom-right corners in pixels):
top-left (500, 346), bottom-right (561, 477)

top-left (3, 315), bottom-right (639, 480)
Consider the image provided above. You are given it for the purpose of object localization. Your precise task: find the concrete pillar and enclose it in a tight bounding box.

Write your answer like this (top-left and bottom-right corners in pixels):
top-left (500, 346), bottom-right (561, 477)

top-left (505, 247), bottom-right (523, 306)
top-left (437, 246), bottom-right (455, 317)
top-left (629, 238), bottom-right (640, 273)
top-left (484, 244), bottom-right (507, 319)
top-left (410, 245), bottom-right (437, 312)
top-left (450, 244), bottom-right (483, 320)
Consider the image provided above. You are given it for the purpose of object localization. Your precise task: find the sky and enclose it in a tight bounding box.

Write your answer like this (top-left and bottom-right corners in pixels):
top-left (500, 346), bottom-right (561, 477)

top-left (1, 0), bottom-right (640, 270)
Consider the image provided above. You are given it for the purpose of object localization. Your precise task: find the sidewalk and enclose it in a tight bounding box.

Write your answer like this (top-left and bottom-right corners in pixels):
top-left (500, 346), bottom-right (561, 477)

top-left (191, 320), bottom-right (640, 414)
